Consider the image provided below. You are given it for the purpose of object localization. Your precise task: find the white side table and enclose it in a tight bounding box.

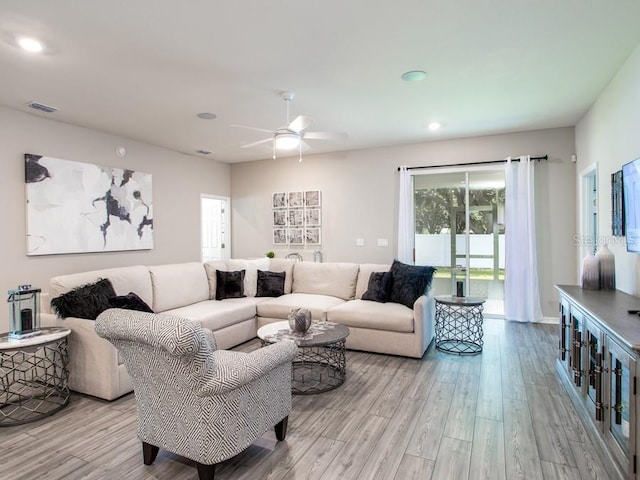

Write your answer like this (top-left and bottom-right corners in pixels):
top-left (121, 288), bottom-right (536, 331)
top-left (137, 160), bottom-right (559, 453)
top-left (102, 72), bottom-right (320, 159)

top-left (0, 327), bottom-right (71, 426)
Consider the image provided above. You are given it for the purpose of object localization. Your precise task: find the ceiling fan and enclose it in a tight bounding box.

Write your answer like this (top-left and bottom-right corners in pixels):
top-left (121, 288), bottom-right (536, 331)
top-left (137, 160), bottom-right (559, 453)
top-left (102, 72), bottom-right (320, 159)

top-left (231, 92), bottom-right (347, 161)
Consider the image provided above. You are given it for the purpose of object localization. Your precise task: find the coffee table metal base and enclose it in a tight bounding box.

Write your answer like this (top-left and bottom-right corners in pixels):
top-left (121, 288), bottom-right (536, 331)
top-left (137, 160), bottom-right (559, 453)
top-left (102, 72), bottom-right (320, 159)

top-left (290, 340), bottom-right (346, 395)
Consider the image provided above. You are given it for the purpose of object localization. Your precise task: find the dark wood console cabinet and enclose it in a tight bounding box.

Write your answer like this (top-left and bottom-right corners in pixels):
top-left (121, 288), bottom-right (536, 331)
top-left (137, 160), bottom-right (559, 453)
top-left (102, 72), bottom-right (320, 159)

top-left (556, 285), bottom-right (640, 480)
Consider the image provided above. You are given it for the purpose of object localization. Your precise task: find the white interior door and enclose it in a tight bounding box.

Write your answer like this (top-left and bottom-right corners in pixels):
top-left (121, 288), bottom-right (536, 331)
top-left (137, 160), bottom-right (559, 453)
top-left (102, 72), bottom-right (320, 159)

top-left (201, 195), bottom-right (230, 262)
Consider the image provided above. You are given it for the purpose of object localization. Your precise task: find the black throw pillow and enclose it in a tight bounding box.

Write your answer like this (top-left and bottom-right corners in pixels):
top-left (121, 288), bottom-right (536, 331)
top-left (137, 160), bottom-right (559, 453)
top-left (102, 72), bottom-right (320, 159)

top-left (50, 278), bottom-right (117, 320)
top-left (256, 270), bottom-right (286, 297)
top-left (215, 270), bottom-right (246, 300)
top-left (109, 292), bottom-right (154, 313)
top-left (388, 260), bottom-right (436, 308)
top-left (361, 271), bottom-right (392, 303)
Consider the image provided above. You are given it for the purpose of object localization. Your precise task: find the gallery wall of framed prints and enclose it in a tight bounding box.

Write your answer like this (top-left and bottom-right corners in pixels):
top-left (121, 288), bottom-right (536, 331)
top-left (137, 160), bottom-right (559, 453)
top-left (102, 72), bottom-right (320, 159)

top-left (272, 190), bottom-right (321, 245)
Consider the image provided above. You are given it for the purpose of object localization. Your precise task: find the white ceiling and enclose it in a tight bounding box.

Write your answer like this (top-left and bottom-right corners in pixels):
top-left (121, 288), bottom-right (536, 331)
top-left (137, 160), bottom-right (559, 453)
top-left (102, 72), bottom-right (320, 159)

top-left (1, 1), bottom-right (639, 163)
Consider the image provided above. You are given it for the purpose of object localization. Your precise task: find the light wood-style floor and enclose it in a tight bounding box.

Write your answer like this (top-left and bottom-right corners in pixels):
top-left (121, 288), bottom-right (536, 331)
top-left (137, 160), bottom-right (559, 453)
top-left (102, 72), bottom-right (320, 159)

top-left (0, 319), bottom-right (618, 480)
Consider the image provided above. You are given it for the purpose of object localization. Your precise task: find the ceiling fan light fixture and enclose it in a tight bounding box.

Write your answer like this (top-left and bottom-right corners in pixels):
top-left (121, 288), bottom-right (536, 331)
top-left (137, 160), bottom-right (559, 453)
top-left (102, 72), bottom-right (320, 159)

top-left (275, 132), bottom-right (300, 150)
top-left (428, 122), bottom-right (441, 131)
top-left (18, 36), bottom-right (44, 53)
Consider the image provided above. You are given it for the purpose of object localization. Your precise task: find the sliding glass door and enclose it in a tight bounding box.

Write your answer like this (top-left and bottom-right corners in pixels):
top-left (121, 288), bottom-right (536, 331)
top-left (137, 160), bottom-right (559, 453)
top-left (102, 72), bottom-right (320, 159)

top-left (414, 167), bottom-right (505, 316)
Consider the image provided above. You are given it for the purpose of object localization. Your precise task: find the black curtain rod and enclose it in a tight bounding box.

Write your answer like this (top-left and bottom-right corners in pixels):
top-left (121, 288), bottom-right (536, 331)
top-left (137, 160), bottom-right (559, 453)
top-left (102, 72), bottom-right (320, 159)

top-left (398, 155), bottom-right (548, 171)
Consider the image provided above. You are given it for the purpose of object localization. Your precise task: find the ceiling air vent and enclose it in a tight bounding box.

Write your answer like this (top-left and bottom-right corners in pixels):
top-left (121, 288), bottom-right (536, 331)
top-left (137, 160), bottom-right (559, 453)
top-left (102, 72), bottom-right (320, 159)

top-left (27, 102), bottom-right (58, 113)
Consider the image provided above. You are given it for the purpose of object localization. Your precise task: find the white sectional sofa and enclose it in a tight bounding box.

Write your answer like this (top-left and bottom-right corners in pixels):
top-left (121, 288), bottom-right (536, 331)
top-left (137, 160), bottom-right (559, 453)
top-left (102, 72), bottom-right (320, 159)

top-left (43, 259), bottom-right (435, 400)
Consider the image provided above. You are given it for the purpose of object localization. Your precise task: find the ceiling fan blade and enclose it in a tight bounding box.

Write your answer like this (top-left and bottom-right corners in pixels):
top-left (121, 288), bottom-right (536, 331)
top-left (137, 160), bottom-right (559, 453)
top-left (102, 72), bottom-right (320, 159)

top-left (303, 131), bottom-right (348, 140)
top-left (231, 124), bottom-right (275, 134)
top-left (240, 138), bottom-right (273, 149)
top-left (288, 115), bottom-right (313, 133)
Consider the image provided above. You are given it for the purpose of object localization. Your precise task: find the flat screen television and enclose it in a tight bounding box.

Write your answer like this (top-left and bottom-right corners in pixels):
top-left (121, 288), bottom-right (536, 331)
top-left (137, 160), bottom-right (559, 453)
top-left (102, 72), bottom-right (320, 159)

top-left (623, 157), bottom-right (640, 252)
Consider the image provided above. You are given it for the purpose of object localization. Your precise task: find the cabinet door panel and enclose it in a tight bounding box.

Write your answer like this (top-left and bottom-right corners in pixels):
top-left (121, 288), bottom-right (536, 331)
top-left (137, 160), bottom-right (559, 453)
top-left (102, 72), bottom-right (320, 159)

top-left (559, 298), bottom-right (572, 375)
top-left (585, 320), bottom-right (604, 422)
top-left (605, 336), bottom-right (636, 470)
top-left (570, 309), bottom-right (585, 390)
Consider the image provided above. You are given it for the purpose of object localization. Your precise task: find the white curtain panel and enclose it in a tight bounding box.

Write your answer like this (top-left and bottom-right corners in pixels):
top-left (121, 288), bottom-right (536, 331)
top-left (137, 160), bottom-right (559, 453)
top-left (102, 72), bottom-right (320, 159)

top-left (504, 156), bottom-right (543, 322)
top-left (397, 166), bottom-right (414, 264)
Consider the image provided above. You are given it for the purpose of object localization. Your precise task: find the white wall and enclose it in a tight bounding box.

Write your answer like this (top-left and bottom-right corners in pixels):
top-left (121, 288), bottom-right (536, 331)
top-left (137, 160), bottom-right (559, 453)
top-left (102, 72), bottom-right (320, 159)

top-left (231, 127), bottom-right (577, 318)
top-left (0, 107), bottom-right (230, 331)
top-left (575, 43), bottom-right (640, 296)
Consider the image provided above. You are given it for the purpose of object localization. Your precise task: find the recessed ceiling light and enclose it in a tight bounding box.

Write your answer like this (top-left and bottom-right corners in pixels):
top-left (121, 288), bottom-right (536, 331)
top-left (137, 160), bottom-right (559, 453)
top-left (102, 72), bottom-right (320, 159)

top-left (401, 70), bottom-right (427, 82)
top-left (196, 149), bottom-right (213, 155)
top-left (18, 37), bottom-right (43, 53)
top-left (196, 112), bottom-right (217, 120)
top-left (428, 122), bottom-right (441, 131)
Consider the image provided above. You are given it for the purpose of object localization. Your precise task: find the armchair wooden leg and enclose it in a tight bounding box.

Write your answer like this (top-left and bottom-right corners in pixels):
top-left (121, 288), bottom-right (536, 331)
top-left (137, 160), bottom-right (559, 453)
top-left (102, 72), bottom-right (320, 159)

top-left (196, 462), bottom-right (216, 480)
top-left (142, 442), bottom-right (159, 465)
top-left (274, 416), bottom-right (289, 441)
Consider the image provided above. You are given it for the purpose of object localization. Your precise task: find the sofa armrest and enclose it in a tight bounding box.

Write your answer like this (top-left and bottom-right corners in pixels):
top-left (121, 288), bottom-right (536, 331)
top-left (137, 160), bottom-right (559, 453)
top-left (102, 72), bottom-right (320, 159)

top-left (198, 340), bottom-right (298, 395)
top-left (412, 293), bottom-right (436, 355)
top-left (42, 313), bottom-right (123, 399)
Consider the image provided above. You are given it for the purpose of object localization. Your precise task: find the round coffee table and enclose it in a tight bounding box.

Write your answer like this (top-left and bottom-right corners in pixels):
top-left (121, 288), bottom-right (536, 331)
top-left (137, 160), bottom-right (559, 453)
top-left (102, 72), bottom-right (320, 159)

top-left (0, 326), bottom-right (71, 426)
top-left (434, 296), bottom-right (486, 355)
top-left (258, 320), bottom-right (349, 395)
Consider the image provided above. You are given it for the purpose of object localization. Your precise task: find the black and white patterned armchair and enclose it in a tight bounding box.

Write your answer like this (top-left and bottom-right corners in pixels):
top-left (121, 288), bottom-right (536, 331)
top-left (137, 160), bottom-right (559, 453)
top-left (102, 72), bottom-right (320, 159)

top-left (95, 309), bottom-right (298, 480)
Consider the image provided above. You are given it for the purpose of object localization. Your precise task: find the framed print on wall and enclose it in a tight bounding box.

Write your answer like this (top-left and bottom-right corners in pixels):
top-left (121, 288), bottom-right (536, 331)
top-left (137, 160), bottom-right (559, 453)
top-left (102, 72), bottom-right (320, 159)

top-left (305, 228), bottom-right (321, 245)
top-left (288, 228), bottom-right (304, 245)
top-left (304, 190), bottom-right (321, 208)
top-left (305, 208), bottom-right (321, 226)
top-left (25, 153), bottom-right (153, 255)
top-left (273, 210), bottom-right (287, 226)
top-left (273, 228), bottom-right (287, 244)
top-left (289, 208), bottom-right (304, 226)
top-left (273, 192), bottom-right (287, 209)
top-left (289, 191), bottom-right (303, 208)
top-left (270, 189), bottom-right (322, 245)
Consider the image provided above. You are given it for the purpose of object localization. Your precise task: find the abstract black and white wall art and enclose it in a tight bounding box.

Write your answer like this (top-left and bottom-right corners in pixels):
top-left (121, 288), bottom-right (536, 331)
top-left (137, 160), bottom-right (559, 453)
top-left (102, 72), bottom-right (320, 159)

top-left (25, 154), bottom-right (154, 255)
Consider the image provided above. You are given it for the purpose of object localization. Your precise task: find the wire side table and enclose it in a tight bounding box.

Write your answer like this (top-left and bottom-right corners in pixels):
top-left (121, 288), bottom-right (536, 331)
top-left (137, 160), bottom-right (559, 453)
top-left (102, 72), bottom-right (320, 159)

top-left (258, 321), bottom-right (349, 395)
top-left (0, 327), bottom-right (71, 426)
top-left (434, 296), bottom-right (486, 355)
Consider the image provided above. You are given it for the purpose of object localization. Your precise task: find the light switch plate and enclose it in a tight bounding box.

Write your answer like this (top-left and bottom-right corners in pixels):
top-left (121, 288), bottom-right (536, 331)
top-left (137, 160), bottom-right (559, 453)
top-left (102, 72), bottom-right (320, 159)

top-left (377, 238), bottom-right (389, 247)
top-left (356, 238), bottom-right (365, 247)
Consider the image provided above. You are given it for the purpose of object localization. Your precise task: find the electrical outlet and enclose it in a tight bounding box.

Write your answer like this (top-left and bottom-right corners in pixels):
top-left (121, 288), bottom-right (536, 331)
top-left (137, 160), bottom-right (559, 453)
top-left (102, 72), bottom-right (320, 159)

top-left (377, 238), bottom-right (389, 247)
top-left (356, 238), bottom-right (365, 247)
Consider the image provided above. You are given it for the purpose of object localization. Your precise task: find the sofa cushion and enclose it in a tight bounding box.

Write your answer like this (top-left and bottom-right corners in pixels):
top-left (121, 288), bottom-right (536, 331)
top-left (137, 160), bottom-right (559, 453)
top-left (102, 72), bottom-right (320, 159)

top-left (292, 262), bottom-right (359, 300)
top-left (361, 271), bottom-right (392, 303)
top-left (203, 260), bottom-right (228, 299)
top-left (355, 263), bottom-right (390, 299)
top-left (226, 258), bottom-right (270, 297)
top-left (162, 299), bottom-right (257, 332)
top-left (149, 262), bottom-right (210, 312)
top-left (388, 260), bottom-right (436, 309)
top-left (256, 270), bottom-right (285, 297)
top-left (257, 293), bottom-right (345, 321)
top-left (108, 292), bottom-right (154, 313)
top-left (50, 278), bottom-right (116, 320)
top-left (49, 265), bottom-right (153, 307)
top-left (215, 270), bottom-right (246, 300)
top-left (268, 258), bottom-right (295, 294)
top-left (327, 299), bottom-right (414, 333)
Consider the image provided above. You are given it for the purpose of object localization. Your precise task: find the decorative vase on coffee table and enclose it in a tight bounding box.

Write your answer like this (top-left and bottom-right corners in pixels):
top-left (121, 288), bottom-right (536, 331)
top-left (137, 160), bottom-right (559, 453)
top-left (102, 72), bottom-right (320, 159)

top-left (288, 308), bottom-right (312, 334)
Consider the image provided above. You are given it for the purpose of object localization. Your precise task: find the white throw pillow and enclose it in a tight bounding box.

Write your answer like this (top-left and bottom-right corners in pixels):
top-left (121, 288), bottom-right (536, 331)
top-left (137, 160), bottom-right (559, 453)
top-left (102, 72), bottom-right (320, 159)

top-left (226, 258), bottom-right (270, 297)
